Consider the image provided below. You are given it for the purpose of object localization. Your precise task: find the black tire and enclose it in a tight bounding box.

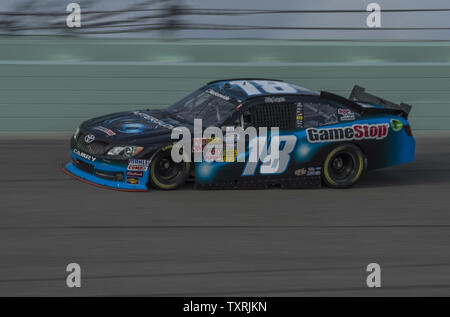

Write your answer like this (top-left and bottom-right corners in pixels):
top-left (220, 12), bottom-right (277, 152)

top-left (322, 144), bottom-right (365, 188)
top-left (149, 147), bottom-right (191, 190)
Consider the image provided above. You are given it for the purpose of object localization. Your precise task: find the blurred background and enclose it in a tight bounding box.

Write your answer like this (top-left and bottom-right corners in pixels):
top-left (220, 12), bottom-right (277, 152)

top-left (1, 1), bottom-right (450, 297)
top-left (1, 0), bottom-right (450, 132)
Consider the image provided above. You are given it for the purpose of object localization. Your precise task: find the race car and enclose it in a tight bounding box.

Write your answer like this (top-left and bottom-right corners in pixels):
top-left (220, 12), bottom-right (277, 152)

top-left (63, 79), bottom-right (415, 191)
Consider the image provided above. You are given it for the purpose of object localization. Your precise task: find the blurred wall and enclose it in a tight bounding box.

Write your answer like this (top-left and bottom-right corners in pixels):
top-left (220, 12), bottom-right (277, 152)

top-left (1, 36), bottom-right (449, 131)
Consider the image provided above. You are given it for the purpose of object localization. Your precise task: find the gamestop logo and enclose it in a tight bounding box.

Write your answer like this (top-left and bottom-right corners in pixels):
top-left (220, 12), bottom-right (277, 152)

top-left (307, 123), bottom-right (389, 143)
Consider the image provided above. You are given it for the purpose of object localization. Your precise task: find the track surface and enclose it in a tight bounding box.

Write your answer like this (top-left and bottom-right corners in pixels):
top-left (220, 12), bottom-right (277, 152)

top-left (1, 133), bottom-right (450, 296)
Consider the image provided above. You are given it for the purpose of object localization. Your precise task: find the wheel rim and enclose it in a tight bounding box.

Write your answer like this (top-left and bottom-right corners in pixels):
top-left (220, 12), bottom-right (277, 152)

top-left (155, 155), bottom-right (183, 181)
top-left (329, 152), bottom-right (355, 181)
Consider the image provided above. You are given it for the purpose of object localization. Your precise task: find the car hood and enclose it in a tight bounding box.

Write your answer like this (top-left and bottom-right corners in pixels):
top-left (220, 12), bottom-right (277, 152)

top-left (81, 109), bottom-right (189, 145)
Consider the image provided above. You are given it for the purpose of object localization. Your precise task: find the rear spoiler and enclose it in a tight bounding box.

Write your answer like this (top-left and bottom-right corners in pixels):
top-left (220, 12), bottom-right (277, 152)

top-left (349, 85), bottom-right (412, 118)
top-left (320, 86), bottom-right (411, 119)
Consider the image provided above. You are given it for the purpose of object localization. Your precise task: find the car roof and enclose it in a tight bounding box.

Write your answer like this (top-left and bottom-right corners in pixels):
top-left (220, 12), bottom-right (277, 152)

top-left (206, 78), bottom-right (319, 101)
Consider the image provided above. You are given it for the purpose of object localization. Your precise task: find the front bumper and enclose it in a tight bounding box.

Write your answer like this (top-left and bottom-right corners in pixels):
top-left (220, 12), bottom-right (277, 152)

top-left (64, 150), bottom-right (149, 191)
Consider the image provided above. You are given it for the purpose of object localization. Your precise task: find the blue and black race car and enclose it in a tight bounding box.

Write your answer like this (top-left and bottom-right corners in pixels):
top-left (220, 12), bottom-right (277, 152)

top-left (64, 79), bottom-right (415, 191)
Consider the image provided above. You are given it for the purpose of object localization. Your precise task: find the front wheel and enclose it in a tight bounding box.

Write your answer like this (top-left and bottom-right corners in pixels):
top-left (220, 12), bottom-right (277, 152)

top-left (149, 148), bottom-right (191, 190)
top-left (322, 144), bottom-right (366, 188)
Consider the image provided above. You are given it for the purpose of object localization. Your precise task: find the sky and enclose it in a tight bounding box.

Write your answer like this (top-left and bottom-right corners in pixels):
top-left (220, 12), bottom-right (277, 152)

top-left (0, 0), bottom-right (449, 39)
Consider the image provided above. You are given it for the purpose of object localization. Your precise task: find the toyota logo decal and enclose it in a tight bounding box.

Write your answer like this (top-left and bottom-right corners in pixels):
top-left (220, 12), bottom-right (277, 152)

top-left (84, 134), bottom-right (95, 144)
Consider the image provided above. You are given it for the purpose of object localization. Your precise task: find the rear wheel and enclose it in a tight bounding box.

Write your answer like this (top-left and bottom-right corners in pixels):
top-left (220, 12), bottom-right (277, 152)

top-left (149, 148), bottom-right (191, 190)
top-left (322, 144), bottom-right (365, 188)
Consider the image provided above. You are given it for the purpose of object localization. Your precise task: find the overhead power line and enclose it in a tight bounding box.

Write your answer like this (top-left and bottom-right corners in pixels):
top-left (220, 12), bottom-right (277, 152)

top-left (5, 23), bottom-right (450, 34)
top-left (2, 7), bottom-right (450, 16)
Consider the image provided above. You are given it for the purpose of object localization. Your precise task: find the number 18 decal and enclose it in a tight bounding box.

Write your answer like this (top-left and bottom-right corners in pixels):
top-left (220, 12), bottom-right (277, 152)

top-left (242, 135), bottom-right (297, 176)
top-left (229, 80), bottom-right (298, 96)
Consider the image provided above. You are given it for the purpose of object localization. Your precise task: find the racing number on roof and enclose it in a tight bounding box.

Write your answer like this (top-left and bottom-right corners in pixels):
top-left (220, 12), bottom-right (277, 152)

top-left (254, 80), bottom-right (297, 94)
top-left (229, 80), bottom-right (260, 96)
top-left (229, 80), bottom-right (298, 96)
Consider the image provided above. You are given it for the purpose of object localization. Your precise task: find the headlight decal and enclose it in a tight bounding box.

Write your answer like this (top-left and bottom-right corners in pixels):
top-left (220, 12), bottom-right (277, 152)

top-left (107, 145), bottom-right (144, 157)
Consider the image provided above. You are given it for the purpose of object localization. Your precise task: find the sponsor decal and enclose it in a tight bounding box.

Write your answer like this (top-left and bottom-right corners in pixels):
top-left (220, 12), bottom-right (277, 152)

top-left (390, 119), bottom-right (403, 132)
top-left (127, 165), bottom-right (148, 171)
top-left (307, 167), bottom-right (321, 176)
top-left (338, 108), bottom-right (355, 121)
top-left (203, 148), bottom-right (222, 162)
top-left (126, 177), bottom-right (139, 185)
top-left (295, 167), bottom-right (321, 177)
top-left (306, 123), bottom-right (389, 143)
top-left (265, 97), bottom-right (286, 103)
top-left (128, 159), bottom-right (149, 166)
top-left (223, 148), bottom-right (237, 162)
top-left (73, 148), bottom-right (96, 162)
top-left (192, 137), bottom-right (222, 153)
top-left (93, 126), bottom-right (116, 136)
top-left (296, 103), bottom-right (304, 129)
top-left (205, 89), bottom-right (231, 101)
top-left (127, 159), bottom-right (150, 171)
top-left (133, 111), bottom-right (174, 130)
top-left (84, 134), bottom-right (95, 144)
top-left (126, 171), bottom-right (143, 177)
top-left (202, 147), bottom-right (236, 162)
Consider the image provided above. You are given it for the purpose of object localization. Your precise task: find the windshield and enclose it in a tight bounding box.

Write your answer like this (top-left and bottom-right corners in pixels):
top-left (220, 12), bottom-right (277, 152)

top-left (166, 88), bottom-right (238, 127)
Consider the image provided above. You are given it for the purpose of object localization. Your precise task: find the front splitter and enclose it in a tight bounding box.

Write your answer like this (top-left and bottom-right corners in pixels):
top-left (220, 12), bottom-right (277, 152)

top-left (63, 162), bottom-right (149, 192)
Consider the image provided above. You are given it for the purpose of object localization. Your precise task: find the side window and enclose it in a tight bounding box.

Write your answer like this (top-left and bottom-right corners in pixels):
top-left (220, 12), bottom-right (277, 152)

top-left (242, 102), bottom-right (296, 130)
top-left (303, 100), bottom-right (339, 128)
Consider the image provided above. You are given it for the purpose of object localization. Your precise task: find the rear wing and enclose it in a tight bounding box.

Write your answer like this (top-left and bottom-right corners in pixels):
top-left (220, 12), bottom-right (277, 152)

top-left (349, 85), bottom-right (412, 118)
top-left (320, 90), bottom-right (410, 119)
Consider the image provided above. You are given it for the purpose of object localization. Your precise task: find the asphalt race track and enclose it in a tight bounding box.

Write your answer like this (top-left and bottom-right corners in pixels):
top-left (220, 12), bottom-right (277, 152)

top-left (0, 132), bottom-right (449, 296)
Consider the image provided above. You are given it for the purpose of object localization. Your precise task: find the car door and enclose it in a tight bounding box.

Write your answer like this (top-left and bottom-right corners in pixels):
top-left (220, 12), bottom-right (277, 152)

top-left (231, 98), bottom-right (299, 179)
